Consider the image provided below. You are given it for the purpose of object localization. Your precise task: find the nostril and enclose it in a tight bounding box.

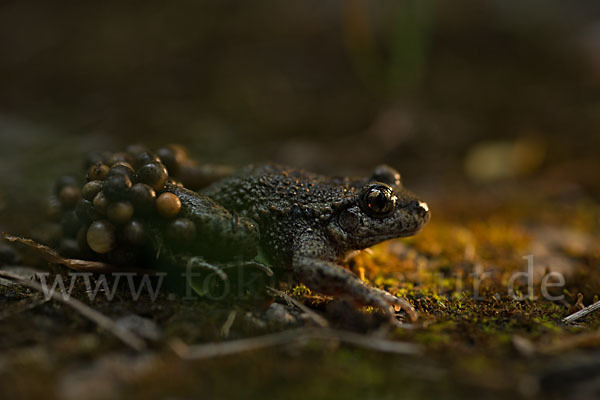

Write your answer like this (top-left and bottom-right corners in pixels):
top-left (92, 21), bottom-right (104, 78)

top-left (409, 200), bottom-right (429, 216)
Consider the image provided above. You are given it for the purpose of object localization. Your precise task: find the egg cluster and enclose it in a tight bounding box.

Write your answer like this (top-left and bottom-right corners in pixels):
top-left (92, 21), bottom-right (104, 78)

top-left (46, 145), bottom-right (198, 266)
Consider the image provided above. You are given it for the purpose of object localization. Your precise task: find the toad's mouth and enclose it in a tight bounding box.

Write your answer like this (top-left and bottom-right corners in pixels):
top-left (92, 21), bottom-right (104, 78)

top-left (372, 223), bottom-right (428, 242)
top-left (352, 217), bottom-right (429, 251)
top-left (371, 201), bottom-right (431, 241)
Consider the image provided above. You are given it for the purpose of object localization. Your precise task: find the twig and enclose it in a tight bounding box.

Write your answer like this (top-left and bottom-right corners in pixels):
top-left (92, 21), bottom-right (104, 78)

top-left (220, 310), bottom-right (237, 338)
top-left (0, 270), bottom-right (146, 351)
top-left (3, 233), bottom-right (152, 274)
top-left (267, 286), bottom-right (329, 328)
top-left (171, 327), bottom-right (420, 360)
top-left (563, 300), bottom-right (600, 323)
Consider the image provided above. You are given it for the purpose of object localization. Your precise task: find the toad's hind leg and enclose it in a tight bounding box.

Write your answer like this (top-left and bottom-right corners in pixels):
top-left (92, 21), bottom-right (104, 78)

top-left (169, 185), bottom-right (260, 261)
top-left (293, 256), bottom-right (417, 322)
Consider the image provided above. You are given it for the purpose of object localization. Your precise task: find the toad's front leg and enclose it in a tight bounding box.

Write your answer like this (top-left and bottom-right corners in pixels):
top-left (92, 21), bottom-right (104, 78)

top-left (292, 237), bottom-right (417, 322)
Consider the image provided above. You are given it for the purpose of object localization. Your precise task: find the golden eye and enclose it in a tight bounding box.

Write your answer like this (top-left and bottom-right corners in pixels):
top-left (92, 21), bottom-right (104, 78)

top-left (363, 184), bottom-right (396, 216)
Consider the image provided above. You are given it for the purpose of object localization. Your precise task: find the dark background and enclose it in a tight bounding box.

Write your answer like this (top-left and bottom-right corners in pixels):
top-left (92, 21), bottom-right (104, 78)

top-left (1, 0), bottom-right (599, 229)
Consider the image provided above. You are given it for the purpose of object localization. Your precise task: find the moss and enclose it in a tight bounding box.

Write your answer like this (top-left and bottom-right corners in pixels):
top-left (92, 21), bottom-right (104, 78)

top-left (2, 181), bottom-right (600, 399)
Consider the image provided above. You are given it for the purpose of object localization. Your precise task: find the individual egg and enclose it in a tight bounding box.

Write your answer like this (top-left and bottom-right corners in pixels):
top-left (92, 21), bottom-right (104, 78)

top-left (82, 180), bottom-right (103, 201)
top-left (54, 175), bottom-right (79, 195)
top-left (167, 218), bottom-right (197, 246)
top-left (93, 191), bottom-right (109, 214)
top-left (156, 192), bottom-right (181, 218)
top-left (106, 152), bottom-right (131, 166)
top-left (102, 174), bottom-right (132, 200)
top-left (121, 220), bottom-right (146, 246)
top-left (76, 226), bottom-right (92, 254)
top-left (134, 151), bottom-right (161, 169)
top-left (126, 144), bottom-right (149, 157)
top-left (156, 145), bottom-right (187, 176)
top-left (86, 220), bottom-right (116, 254)
top-left (129, 183), bottom-right (156, 214)
top-left (137, 162), bottom-right (168, 191)
top-left (87, 163), bottom-right (110, 181)
top-left (58, 185), bottom-right (81, 208)
top-left (111, 160), bottom-right (135, 169)
top-left (108, 162), bottom-right (136, 180)
top-left (33, 223), bottom-right (63, 248)
top-left (75, 198), bottom-right (96, 222)
top-left (59, 238), bottom-right (83, 259)
top-left (106, 201), bottom-right (134, 224)
top-left (61, 210), bottom-right (81, 237)
top-left (46, 196), bottom-right (63, 222)
top-left (83, 152), bottom-right (105, 170)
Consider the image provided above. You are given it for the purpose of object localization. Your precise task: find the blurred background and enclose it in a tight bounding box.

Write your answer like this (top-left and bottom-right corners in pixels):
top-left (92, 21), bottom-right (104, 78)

top-left (1, 0), bottom-right (599, 232)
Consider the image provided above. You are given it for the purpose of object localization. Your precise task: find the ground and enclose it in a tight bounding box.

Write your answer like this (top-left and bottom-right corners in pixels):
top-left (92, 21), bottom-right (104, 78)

top-left (1, 169), bottom-right (599, 400)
